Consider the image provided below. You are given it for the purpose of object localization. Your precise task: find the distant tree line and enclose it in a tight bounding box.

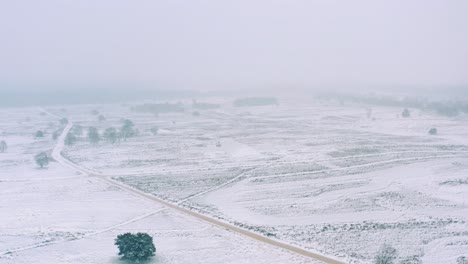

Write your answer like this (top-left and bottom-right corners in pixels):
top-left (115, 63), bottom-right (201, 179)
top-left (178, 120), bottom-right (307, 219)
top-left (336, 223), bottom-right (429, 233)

top-left (192, 100), bottom-right (220, 110)
top-left (317, 93), bottom-right (468, 117)
top-left (131, 103), bottom-right (185, 114)
top-left (233, 97), bottom-right (278, 107)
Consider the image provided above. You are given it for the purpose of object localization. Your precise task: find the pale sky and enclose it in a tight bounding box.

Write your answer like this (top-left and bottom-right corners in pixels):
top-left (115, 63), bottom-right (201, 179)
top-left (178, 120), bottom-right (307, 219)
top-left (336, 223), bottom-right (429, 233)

top-left (0, 0), bottom-right (467, 91)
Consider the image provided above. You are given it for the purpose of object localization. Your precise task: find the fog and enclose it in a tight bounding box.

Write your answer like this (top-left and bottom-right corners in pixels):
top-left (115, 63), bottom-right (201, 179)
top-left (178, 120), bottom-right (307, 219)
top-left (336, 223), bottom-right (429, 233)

top-left (1, 0), bottom-right (467, 105)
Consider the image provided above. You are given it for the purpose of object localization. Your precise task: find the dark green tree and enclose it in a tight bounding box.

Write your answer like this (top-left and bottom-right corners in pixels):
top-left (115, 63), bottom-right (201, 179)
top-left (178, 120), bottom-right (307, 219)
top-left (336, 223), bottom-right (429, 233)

top-left (120, 119), bottom-right (135, 140)
top-left (87, 127), bottom-right (100, 145)
top-left (103, 127), bottom-right (117, 144)
top-left (115, 233), bottom-right (156, 262)
top-left (35, 152), bottom-right (49, 168)
top-left (64, 132), bottom-right (76, 145)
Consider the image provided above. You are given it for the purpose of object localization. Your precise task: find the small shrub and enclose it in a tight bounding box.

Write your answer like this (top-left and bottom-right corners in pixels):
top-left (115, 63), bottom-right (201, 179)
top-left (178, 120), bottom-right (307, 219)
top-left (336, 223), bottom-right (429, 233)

top-left (52, 130), bottom-right (60, 140)
top-left (59, 118), bottom-right (68, 125)
top-left (72, 125), bottom-right (83, 137)
top-left (375, 243), bottom-right (397, 264)
top-left (0, 140), bottom-right (7, 153)
top-left (150, 126), bottom-right (159, 135)
top-left (98, 114), bottom-right (106, 122)
top-left (64, 132), bottom-right (76, 145)
top-left (35, 130), bottom-right (44, 138)
top-left (402, 108), bottom-right (410, 118)
top-left (115, 233), bottom-right (156, 262)
top-left (428, 128), bottom-right (437, 135)
top-left (458, 256), bottom-right (468, 264)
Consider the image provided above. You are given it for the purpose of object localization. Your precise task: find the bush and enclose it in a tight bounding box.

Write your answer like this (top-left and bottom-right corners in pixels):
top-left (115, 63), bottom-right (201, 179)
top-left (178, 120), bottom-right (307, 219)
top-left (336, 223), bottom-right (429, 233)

top-left (375, 244), bottom-right (397, 264)
top-left (402, 108), bottom-right (410, 118)
top-left (0, 140), bottom-right (7, 153)
top-left (103, 127), bottom-right (118, 144)
top-left (458, 256), bottom-right (468, 264)
top-left (59, 118), bottom-right (68, 125)
top-left (52, 130), bottom-right (60, 140)
top-left (98, 114), bottom-right (106, 122)
top-left (35, 130), bottom-right (44, 138)
top-left (64, 132), bottom-right (76, 145)
top-left (35, 152), bottom-right (49, 168)
top-left (88, 127), bottom-right (100, 145)
top-left (115, 233), bottom-right (156, 262)
top-left (150, 126), bottom-right (159, 135)
top-left (72, 125), bottom-right (83, 137)
top-left (428, 128), bottom-right (437, 135)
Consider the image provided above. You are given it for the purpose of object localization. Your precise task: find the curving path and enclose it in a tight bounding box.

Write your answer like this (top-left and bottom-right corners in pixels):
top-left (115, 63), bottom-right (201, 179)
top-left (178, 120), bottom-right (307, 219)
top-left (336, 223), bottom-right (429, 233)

top-left (44, 111), bottom-right (345, 264)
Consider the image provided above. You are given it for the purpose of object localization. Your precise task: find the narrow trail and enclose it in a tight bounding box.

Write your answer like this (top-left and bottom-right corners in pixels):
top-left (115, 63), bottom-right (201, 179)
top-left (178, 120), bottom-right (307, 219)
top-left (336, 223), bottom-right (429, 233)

top-left (37, 111), bottom-right (344, 264)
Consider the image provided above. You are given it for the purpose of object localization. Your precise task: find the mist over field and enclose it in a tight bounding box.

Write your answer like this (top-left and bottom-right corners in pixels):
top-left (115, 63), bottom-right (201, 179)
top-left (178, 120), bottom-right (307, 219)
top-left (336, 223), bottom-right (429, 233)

top-left (1, 1), bottom-right (468, 264)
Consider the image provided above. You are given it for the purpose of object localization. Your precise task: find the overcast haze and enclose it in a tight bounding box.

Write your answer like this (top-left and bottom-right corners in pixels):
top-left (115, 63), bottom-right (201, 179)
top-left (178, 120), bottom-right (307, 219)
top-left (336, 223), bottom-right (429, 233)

top-left (1, 0), bottom-right (467, 92)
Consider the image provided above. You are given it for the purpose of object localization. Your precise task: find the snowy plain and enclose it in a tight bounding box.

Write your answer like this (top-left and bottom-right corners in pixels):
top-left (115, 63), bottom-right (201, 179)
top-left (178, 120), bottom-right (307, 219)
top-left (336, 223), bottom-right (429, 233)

top-left (1, 98), bottom-right (468, 263)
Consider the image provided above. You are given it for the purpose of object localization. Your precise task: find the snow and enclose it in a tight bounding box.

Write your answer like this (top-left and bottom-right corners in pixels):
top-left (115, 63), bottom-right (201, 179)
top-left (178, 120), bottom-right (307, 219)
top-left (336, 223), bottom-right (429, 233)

top-left (2, 99), bottom-right (468, 263)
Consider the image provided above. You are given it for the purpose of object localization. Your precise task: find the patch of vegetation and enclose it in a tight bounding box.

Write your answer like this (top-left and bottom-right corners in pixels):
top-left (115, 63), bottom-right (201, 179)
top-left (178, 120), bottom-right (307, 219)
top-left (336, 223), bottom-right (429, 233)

top-left (35, 152), bottom-right (49, 168)
top-left (0, 140), bottom-right (7, 153)
top-left (35, 130), bottom-right (45, 138)
top-left (402, 108), bottom-right (410, 118)
top-left (115, 233), bottom-right (156, 262)
top-left (64, 132), bottom-right (76, 145)
top-left (192, 101), bottom-right (220, 110)
top-left (374, 244), bottom-right (397, 264)
top-left (87, 127), bottom-right (100, 145)
top-left (439, 178), bottom-right (468, 186)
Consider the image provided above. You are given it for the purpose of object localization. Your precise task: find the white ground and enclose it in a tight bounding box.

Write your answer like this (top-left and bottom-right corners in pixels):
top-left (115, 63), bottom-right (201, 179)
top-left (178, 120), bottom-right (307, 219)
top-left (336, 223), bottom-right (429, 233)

top-left (1, 99), bottom-right (468, 263)
top-left (0, 106), bottom-right (320, 264)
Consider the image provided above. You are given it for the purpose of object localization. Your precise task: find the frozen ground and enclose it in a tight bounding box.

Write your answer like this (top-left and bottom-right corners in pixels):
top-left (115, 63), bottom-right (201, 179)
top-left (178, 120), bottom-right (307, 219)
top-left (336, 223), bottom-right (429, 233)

top-left (2, 98), bottom-right (468, 263)
top-left (0, 105), bottom-right (320, 264)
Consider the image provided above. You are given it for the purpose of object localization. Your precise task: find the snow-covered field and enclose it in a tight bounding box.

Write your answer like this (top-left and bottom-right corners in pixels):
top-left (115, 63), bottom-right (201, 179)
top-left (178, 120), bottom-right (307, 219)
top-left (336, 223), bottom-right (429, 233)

top-left (0, 105), bottom-right (320, 264)
top-left (1, 98), bottom-right (468, 263)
